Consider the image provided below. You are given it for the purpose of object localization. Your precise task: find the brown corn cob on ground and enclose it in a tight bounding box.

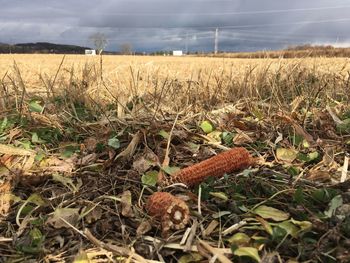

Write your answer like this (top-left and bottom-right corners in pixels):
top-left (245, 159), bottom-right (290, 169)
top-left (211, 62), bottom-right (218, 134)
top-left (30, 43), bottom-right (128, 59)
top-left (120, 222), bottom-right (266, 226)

top-left (146, 192), bottom-right (190, 236)
top-left (173, 147), bottom-right (252, 186)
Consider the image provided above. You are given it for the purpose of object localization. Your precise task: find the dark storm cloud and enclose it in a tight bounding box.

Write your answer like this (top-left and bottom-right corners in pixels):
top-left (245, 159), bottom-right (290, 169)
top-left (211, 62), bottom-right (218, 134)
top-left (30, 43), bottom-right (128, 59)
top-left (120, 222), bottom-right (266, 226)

top-left (1, 0), bottom-right (350, 52)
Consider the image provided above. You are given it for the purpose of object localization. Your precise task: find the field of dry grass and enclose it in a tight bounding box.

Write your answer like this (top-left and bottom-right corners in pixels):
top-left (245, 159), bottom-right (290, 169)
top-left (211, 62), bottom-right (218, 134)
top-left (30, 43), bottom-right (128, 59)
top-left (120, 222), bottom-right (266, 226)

top-left (0, 54), bottom-right (350, 262)
top-left (1, 54), bottom-right (349, 115)
top-left (1, 54), bottom-right (349, 89)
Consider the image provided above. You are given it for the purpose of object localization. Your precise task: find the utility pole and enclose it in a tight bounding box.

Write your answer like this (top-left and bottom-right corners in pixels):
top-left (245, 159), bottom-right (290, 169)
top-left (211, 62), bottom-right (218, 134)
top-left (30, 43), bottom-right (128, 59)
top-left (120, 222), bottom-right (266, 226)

top-left (214, 28), bottom-right (219, 54)
top-left (185, 32), bottom-right (188, 54)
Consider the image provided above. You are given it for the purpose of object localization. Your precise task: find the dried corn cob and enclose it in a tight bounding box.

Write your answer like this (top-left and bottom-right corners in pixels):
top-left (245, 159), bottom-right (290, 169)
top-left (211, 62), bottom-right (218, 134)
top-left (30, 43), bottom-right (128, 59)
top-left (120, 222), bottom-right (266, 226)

top-left (173, 147), bottom-right (251, 186)
top-left (146, 192), bottom-right (190, 237)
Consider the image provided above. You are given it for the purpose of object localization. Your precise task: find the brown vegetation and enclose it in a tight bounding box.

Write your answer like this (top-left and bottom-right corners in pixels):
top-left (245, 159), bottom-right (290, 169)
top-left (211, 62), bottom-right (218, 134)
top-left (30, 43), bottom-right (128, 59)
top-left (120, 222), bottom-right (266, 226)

top-left (0, 54), bottom-right (349, 262)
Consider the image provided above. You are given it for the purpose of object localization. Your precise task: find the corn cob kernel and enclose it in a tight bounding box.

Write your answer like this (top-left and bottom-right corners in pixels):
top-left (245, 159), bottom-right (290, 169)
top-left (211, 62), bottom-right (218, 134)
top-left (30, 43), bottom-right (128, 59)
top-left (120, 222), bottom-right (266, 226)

top-left (173, 147), bottom-right (251, 186)
top-left (146, 192), bottom-right (190, 236)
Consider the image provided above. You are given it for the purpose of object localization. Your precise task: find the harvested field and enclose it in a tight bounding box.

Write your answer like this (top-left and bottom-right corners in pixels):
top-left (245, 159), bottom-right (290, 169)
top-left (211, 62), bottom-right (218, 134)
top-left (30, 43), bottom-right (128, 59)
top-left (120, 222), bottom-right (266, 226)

top-left (0, 54), bottom-right (350, 263)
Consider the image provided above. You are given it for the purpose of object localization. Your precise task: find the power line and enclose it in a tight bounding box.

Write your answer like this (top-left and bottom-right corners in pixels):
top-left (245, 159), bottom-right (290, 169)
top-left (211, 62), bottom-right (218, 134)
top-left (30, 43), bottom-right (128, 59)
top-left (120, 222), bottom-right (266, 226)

top-left (69, 17), bottom-right (350, 29)
top-left (218, 18), bottom-right (350, 29)
top-left (96, 5), bottom-right (350, 16)
top-left (233, 29), bottom-right (348, 39)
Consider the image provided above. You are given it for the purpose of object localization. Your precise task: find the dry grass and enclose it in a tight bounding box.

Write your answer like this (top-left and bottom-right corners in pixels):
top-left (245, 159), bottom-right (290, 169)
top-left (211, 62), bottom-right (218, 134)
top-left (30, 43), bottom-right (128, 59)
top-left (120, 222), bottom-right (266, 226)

top-left (1, 54), bottom-right (349, 89)
top-left (0, 54), bottom-right (350, 262)
top-left (1, 54), bottom-right (349, 114)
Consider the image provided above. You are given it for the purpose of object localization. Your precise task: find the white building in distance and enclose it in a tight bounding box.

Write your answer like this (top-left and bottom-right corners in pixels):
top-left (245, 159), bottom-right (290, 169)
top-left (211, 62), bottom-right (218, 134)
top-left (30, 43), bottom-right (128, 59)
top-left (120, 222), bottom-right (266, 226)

top-left (85, 49), bottom-right (96, 56)
top-left (172, 50), bottom-right (183, 56)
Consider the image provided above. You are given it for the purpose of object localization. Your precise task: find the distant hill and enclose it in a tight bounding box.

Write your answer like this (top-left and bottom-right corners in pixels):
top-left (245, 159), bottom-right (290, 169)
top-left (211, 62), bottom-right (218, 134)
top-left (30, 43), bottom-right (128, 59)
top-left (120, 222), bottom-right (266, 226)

top-left (0, 42), bottom-right (91, 54)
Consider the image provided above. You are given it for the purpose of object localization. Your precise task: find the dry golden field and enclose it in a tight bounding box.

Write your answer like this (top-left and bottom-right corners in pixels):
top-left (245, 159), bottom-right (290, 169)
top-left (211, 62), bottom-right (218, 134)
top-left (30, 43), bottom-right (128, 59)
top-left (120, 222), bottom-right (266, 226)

top-left (1, 54), bottom-right (349, 90)
top-left (1, 54), bottom-right (350, 262)
top-left (1, 54), bottom-right (349, 114)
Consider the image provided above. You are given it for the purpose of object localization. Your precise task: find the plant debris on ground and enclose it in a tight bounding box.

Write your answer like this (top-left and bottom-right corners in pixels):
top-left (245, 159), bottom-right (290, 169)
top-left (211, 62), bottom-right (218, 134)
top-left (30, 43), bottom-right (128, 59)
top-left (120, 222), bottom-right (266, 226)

top-left (0, 56), bottom-right (350, 263)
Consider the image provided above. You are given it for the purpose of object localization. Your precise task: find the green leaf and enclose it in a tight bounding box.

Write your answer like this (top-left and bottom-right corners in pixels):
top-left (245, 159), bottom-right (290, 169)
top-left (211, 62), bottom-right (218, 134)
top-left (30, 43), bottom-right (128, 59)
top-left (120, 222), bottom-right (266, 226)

top-left (324, 195), bottom-right (343, 218)
top-left (178, 253), bottom-right (203, 263)
top-left (27, 193), bottom-right (46, 206)
top-left (29, 100), bottom-right (44, 113)
top-left (200, 120), bottom-right (213, 134)
top-left (212, 211), bottom-right (231, 218)
top-left (297, 152), bottom-right (309, 162)
top-left (73, 250), bottom-right (90, 263)
top-left (52, 173), bottom-right (81, 193)
top-left (293, 187), bottom-right (304, 204)
top-left (277, 220), bottom-right (299, 238)
top-left (227, 233), bottom-right (251, 245)
top-left (0, 117), bottom-right (8, 134)
top-left (307, 151), bottom-right (320, 162)
top-left (209, 192), bottom-right (229, 201)
top-left (16, 193), bottom-right (46, 225)
top-left (20, 204), bottom-right (35, 216)
top-left (207, 131), bottom-right (222, 142)
top-left (253, 205), bottom-right (290, 222)
top-left (340, 216), bottom-right (350, 237)
top-left (96, 142), bottom-right (105, 152)
top-left (272, 226), bottom-right (287, 242)
top-left (251, 235), bottom-right (268, 244)
top-left (336, 118), bottom-right (350, 134)
top-left (298, 151), bottom-right (320, 163)
top-left (257, 216), bottom-right (273, 235)
top-left (287, 166), bottom-right (300, 176)
top-left (30, 227), bottom-right (44, 246)
top-left (252, 107), bottom-right (264, 120)
top-left (291, 134), bottom-right (303, 146)
top-left (162, 166), bottom-right (181, 175)
top-left (233, 247), bottom-right (261, 262)
top-left (35, 152), bottom-right (45, 162)
top-left (18, 140), bottom-right (32, 150)
top-left (276, 148), bottom-right (298, 163)
top-left (61, 145), bottom-right (78, 158)
top-left (186, 142), bottom-right (200, 153)
top-left (222, 132), bottom-right (234, 146)
top-left (108, 136), bottom-right (120, 149)
top-left (342, 110), bottom-right (350, 119)
top-left (158, 130), bottom-right (169, 139)
top-left (31, 132), bottom-right (45, 144)
top-left (212, 211), bottom-right (232, 219)
top-left (141, 170), bottom-right (158, 186)
top-left (302, 139), bottom-right (310, 148)
top-left (290, 219), bottom-right (312, 232)
top-left (199, 178), bottom-right (215, 201)
top-left (312, 188), bottom-right (339, 203)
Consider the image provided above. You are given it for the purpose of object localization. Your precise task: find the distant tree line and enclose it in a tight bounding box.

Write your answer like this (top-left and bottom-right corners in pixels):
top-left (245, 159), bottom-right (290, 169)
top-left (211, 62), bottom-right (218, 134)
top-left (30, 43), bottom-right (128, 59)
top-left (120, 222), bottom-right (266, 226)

top-left (0, 42), bottom-right (90, 54)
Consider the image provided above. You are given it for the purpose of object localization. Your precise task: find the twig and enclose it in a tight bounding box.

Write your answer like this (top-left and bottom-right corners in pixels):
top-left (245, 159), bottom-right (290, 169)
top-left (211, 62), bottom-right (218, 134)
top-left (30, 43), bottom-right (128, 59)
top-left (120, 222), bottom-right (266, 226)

top-left (198, 240), bottom-right (232, 263)
top-left (163, 113), bottom-right (179, 166)
top-left (341, 154), bottom-right (349, 183)
top-left (198, 185), bottom-right (202, 216)
top-left (185, 219), bottom-right (198, 252)
top-left (50, 55), bottom-right (66, 95)
top-left (83, 228), bottom-right (149, 263)
top-left (222, 220), bottom-right (247, 236)
top-left (157, 113), bottom-right (179, 182)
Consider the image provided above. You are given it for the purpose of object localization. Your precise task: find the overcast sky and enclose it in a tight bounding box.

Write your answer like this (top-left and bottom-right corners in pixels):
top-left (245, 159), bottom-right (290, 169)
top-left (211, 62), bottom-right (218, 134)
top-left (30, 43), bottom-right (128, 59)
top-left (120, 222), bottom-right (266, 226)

top-left (1, 0), bottom-right (350, 52)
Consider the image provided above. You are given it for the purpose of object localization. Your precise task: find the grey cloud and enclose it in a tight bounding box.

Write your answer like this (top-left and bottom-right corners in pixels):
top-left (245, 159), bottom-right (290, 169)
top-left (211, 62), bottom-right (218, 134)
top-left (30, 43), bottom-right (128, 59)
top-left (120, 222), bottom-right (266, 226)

top-left (0, 0), bottom-right (350, 52)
